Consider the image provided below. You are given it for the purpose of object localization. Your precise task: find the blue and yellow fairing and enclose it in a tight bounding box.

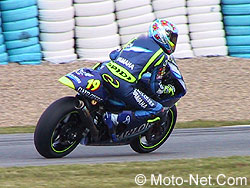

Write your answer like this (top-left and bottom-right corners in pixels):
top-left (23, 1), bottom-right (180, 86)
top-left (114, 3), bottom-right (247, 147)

top-left (58, 68), bottom-right (106, 102)
top-left (59, 76), bottom-right (75, 89)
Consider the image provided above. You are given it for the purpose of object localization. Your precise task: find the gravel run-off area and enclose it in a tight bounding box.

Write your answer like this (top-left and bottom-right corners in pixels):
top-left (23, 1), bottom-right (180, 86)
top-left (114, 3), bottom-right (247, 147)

top-left (0, 56), bottom-right (249, 127)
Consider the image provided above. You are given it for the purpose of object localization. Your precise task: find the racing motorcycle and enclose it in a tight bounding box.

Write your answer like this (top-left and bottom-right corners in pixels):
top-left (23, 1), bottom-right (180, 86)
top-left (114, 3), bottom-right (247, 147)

top-left (34, 58), bottom-right (186, 158)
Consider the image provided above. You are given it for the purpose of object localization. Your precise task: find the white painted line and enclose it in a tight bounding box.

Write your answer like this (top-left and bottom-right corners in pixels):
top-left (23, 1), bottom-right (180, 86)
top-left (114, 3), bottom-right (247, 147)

top-left (224, 125), bottom-right (250, 128)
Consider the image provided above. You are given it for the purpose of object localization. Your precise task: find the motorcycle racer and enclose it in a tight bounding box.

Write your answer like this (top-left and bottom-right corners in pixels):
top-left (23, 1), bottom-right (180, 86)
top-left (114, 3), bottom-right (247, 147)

top-left (34, 20), bottom-right (187, 158)
top-left (98, 19), bottom-right (187, 139)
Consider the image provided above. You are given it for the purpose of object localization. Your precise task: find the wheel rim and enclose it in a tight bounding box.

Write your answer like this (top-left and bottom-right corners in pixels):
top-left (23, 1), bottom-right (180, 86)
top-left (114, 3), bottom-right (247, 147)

top-left (139, 109), bottom-right (174, 149)
top-left (51, 111), bottom-right (82, 153)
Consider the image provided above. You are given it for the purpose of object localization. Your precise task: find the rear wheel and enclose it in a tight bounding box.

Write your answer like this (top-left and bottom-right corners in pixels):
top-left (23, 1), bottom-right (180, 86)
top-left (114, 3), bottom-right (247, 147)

top-left (130, 105), bottom-right (177, 153)
top-left (34, 97), bottom-right (87, 158)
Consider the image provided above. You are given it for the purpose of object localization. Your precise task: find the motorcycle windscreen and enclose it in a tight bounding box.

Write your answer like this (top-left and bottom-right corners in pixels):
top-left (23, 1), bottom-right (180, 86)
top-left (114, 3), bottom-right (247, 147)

top-left (59, 68), bottom-right (106, 102)
top-left (160, 60), bottom-right (187, 100)
top-left (168, 61), bottom-right (182, 79)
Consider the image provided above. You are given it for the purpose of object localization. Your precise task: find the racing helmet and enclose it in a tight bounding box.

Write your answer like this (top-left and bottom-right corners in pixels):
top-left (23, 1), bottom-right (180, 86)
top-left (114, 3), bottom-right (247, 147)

top-left (149, 19), bottom-right (178, 54)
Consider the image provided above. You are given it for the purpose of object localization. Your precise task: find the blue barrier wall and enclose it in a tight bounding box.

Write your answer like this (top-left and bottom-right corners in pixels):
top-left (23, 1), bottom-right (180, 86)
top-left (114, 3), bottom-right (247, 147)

top-left (0, 12), bottom-right (8, 65)
top-left (222, 0), bottom-right (250, 58)
top-left (0, 0), bottom-right (41, 65)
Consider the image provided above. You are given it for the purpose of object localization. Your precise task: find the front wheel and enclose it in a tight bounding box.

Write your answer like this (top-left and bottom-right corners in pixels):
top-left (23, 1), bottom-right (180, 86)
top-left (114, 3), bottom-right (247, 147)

top-left (34, 96), bottom-right (87, 158)
top-left (130, 105), bottom-right (177, 153)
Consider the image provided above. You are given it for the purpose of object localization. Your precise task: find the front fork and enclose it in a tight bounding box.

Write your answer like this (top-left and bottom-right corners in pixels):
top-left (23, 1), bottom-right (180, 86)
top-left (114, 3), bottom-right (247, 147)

top-left (75, 95), bottom-right (122, 143)
top-left (74, 97), bottom-right (99, 142)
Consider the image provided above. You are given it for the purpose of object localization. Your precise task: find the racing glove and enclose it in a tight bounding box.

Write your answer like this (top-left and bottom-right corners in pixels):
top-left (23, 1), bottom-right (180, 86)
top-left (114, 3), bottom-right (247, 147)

top-left (156, 83), bottom-right (175, 97)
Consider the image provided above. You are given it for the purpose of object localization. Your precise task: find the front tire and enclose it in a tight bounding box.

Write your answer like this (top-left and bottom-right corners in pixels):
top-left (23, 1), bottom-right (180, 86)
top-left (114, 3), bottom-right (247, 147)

top-left (34, 96), bottom-right (85, 158)
top-left (130, 105), bottom-right (177, 153)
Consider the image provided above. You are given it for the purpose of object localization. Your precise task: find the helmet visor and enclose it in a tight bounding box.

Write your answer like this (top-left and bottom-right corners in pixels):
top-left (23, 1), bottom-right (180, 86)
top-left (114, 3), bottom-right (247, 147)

top-left (168, 32), bottom-right (178, 52)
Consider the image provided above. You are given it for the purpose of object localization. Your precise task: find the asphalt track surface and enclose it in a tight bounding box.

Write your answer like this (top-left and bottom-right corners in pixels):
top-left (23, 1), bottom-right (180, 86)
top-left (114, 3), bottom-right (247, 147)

top-left (0, 126), bottom-right (249, 167)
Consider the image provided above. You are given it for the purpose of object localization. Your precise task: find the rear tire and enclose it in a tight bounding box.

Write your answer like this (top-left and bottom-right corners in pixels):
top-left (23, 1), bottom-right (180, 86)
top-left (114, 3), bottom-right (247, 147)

top-left (130, 105), bottom-right (177, 153)
top-left (34, 96), bottom-right (85, 158)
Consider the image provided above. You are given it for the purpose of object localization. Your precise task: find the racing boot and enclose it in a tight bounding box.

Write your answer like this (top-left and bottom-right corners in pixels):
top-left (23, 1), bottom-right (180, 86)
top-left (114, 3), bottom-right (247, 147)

top-left (103, 111), bottom-right (135, 142)
top-left (146, 107), bottom-right (169, 126)
top-left (103, 112), bottom-right (119, 142)
top-left (103, 109), bottom-right (169, 141)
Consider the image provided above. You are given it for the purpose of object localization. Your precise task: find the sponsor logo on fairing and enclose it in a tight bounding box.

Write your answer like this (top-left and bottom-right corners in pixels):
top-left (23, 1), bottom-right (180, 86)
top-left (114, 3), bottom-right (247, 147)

top-left (133, 89), bottom-right (155, 109)
top-left (102, 73), bottom-right (120, 88)
top-left (67, 74), bottom-right (81, 84)
top-left (106, 62), bottom-right (136, 83)
top-left (118, 123), bottom-right (151, 139)
top-left (117, 57), bottom-right (135, 70)
top-left (122, 115), bottom-right (131, 125)
top-left (77, 87), bottom-right (103, 102)
top-left (75, 68), bottom-right (94, 77)
top-left (136, 89), bottom-right (155, 107)
top-left (133, 89), bottom-right (147, 109)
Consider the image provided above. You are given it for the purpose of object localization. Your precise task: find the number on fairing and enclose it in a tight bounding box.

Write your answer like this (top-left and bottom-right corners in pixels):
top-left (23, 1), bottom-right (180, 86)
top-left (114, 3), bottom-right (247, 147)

top-left (86, 79), bottom-right (101, 91)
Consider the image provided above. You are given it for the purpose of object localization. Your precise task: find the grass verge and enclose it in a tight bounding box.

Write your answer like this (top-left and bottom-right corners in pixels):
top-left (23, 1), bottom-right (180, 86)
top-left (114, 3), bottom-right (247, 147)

top-left (175, 120), bottom-right (250, 129)
top-left (0, 120), bottom-right (250, 134)
top-left (0, 126), bottom-right (35, 134)
top-left (0, 156), bottom-right (249, 188)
